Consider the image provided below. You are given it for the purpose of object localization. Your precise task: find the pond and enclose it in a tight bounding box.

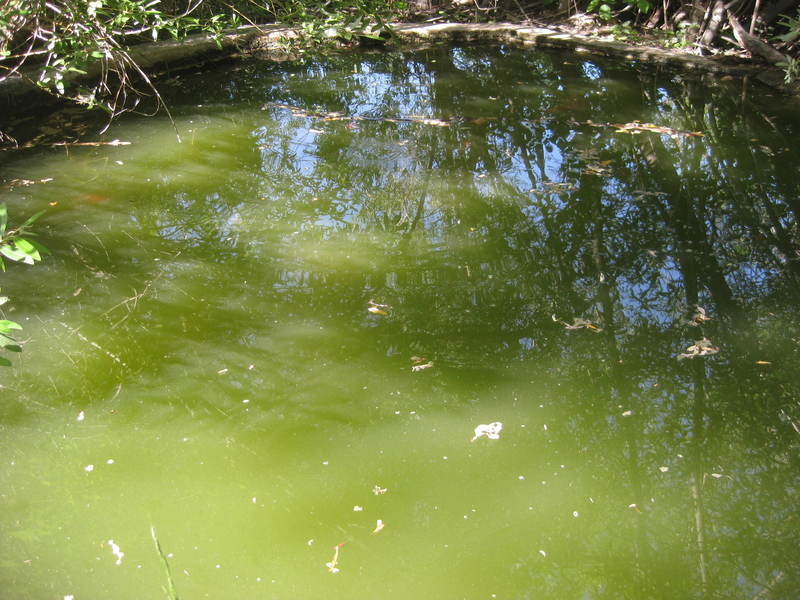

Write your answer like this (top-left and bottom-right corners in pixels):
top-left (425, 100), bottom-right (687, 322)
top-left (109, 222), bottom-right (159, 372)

top-left (1, 43), bottom-right (799, 599)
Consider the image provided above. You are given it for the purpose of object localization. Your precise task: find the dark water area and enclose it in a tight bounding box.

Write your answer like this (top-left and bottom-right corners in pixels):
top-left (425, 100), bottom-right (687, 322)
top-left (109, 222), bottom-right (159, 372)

top-left (1, 44), bottom-right (799, 599)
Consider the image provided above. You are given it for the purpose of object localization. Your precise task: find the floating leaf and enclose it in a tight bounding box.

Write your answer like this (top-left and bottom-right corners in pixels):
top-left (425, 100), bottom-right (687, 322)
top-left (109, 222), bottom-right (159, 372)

top-left (677, 338), bottom-right (719, 360)
top-left (411, 361), bottom-right (433, 372)
top-left (608, 120), bottom-right (705, 138)
top-left (688, 305), bottom-right (711, 326)
top-left (471, 421), bottom-right (503, 442)
top-left (755, 361), bottom-right (771, 365)
top-left (368, 299), bottom-right (390, 315)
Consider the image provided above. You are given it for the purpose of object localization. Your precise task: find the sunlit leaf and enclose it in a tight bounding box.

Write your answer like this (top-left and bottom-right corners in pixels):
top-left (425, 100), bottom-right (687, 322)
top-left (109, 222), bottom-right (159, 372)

top-left (13, 238), bottom-right (41, 261)
top-left (0, 320), bottom-right (23, 331)
top-left (0, 245), bottom-right (30, 263)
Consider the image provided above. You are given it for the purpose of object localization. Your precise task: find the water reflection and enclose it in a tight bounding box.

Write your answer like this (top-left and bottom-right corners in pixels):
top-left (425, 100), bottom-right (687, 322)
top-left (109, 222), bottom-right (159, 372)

top-left (1, 44), bottom-right (799, 599)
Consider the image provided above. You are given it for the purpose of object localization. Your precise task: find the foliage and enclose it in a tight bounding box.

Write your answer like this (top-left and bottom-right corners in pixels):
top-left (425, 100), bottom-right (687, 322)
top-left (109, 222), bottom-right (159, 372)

top-left (0, 204), bottom-right (48, 366)
top-left (587, 0), bottom-right (652, 22)
top-left (610, 22), bottom-right (641, 42)
top-left (274, 0), bottom-right (405, 49)
top-left (0, 1), bottom-right (242, 124)
top-left (775, 9), bottom-right (800, 83)
top-left (0, 1), bottom-right (410, 135)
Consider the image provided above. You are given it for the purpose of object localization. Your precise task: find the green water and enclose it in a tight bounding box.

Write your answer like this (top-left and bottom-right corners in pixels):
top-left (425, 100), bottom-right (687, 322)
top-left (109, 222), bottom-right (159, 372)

top-left (1, 44), bottom-right (799, 599)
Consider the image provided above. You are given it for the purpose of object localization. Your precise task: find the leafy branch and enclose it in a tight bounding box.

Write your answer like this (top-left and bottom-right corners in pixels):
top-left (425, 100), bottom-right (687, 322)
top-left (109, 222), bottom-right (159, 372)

top-left (0, 203), bottom-right (49, 367)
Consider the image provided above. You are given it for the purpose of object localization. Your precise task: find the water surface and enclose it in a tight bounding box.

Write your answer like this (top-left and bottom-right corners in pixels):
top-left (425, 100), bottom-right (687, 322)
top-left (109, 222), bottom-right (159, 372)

top-left (1, 44), bottom-right (799, 599)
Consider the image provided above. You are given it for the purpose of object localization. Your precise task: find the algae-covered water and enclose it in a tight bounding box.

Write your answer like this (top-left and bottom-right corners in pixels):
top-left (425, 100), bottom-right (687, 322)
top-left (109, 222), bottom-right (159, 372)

top-left (1, 44), bottom-right (799, 599)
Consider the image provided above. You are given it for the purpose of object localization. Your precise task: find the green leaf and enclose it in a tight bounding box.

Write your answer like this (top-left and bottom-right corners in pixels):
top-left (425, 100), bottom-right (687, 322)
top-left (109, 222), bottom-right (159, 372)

top-left (13, 238), bottom-right (41, 262)
top-left (0, 320), bottom-right (23, 331)
top-left (1, 343), bottom-right (22, 352)
top-left (0, 245), bottom-right (30, 263)
top-left (20, 209), bottom-right (45, 228)
top-left (0, 204), bottom-right (7, 236)
top-left (0, 357), bottom-right (12, 367)
top-left (26, 238), bottom-right (50, 255)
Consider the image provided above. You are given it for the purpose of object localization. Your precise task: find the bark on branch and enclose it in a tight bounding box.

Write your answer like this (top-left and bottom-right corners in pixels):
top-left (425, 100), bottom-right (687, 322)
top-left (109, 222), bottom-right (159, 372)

top-left (726, 8), bottom-right (789, 65)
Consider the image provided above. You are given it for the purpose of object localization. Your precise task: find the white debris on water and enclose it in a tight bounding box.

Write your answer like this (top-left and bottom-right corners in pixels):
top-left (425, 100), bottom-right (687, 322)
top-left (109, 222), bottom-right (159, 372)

top-left (108, 539), bottom-right (124, 565)
top-left (471, 422), bottom-right (503, 442)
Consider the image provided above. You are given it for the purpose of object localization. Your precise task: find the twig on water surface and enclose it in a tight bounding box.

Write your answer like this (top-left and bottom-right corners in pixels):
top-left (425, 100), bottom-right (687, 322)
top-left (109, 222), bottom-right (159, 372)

top-left (51, 139), bottom-right (131, 147)
top-left (150, 525), bottom-right (179, 600)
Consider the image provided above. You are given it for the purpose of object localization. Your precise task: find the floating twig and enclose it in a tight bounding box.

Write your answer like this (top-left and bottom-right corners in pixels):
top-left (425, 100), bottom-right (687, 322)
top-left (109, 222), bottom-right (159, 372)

top-left (150, 526), bottom-right (179, 600)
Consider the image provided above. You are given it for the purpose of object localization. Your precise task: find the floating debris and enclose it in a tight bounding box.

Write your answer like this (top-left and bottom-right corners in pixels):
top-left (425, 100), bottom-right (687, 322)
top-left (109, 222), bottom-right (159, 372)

top-left (411, 361), bottom-right (434, 372)
top-left (325, 543), bottom-right (345, 574)
top-left (688, 305), bottom-right (712, 326)
top-left (471, 422), bottom-right (503, 442)
top-left (353, 506), bottom-right (364, 512)
top-left (583, 119), bottom-right (704, 138)
top-left (372, 519), bottom-right (385, 534)
top-left (263, 102), bottom-right (461, 128)
top-left (367, 299), bottom-right (390, 316)
top-left (108, 539), bottom-right (124, 565)
top-left (677, 338), bottom-right (719, 360)
top-left (372, 485), bottom-right (388, 495)
top-left (552, 314), bottom-right (603, 333)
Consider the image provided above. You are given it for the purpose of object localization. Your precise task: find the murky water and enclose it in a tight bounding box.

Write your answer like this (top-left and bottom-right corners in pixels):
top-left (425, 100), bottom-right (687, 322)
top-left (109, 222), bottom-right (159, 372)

top-left (1, 44), bottom-right (799, 599)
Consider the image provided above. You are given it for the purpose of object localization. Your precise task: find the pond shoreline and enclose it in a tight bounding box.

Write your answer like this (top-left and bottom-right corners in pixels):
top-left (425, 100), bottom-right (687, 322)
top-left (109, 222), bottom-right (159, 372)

top-left (0, 20), bottom-right (795, 123)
